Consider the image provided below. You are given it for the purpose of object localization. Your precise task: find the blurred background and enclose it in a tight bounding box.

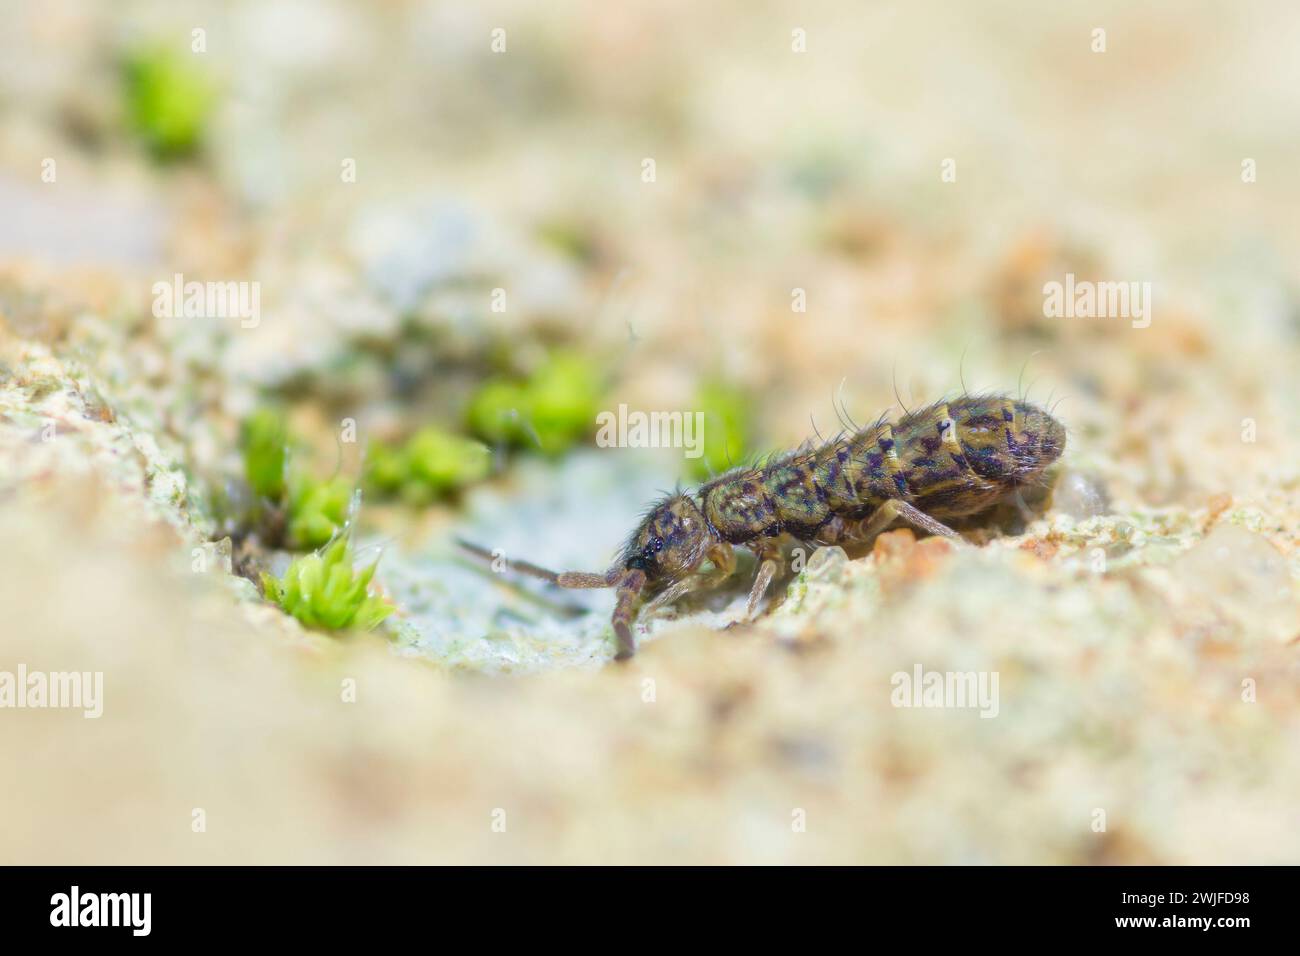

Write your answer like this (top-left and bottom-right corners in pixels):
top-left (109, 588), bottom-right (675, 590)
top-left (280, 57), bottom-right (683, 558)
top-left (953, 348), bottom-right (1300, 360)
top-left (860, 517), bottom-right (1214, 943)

top-left (1, 0), bottom-right (1298, 863)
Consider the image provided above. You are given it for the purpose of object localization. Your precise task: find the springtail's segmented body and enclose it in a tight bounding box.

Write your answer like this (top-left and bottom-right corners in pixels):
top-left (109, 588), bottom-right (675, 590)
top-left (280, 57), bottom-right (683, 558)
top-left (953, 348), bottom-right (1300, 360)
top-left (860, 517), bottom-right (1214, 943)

top-left (462, 394), bottom-right (1065, 660)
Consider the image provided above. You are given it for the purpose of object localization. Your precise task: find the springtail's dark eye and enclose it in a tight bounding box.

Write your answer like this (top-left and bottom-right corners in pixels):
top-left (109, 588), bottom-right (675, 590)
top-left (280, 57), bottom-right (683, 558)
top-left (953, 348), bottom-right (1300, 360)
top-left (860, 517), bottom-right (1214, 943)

top-left (653, 538), bottom-right (664, 552)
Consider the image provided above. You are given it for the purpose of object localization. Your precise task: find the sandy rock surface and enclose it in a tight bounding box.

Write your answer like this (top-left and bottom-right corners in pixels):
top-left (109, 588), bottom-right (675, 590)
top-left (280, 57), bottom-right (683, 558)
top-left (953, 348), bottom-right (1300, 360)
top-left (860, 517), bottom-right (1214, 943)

top-left (2, 1), bottom-right (1300, 863)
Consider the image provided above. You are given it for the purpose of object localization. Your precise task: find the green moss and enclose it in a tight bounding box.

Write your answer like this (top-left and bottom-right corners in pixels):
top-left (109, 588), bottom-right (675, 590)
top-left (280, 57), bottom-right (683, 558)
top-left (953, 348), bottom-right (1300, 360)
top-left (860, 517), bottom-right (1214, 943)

top-left (123, 44), bottom-right (215, 159)
top-left (240, 408), bottom-right (362, 548)
top-left (366, 441), bottom-right (409, 495)
top-left (367, 426), bottom-right (491, 505)
top-left (262, 533), bottom-right (393, 632)
top-left (537, 219), bottom-right (599, 264)
top-left (527, 352), bottom-right (603, 453)
top-left (240, 408), bottom-right (288, 501)
top-left (465, 379), bottom-right (530, 446)
top-left (405, 427), bottom-right (492, 497)
top-left (688, 380), bottom-right (753, 480)
top-left (286, 473), bottom-right (353, 550)
top-left (466, 351), bottom-right (603, 455)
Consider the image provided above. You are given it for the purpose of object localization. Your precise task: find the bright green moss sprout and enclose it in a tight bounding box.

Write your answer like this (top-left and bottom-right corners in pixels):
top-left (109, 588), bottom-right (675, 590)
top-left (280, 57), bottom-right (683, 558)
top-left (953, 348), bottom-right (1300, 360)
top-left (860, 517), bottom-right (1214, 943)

top-left (241, 408), bottom-right (289, 501)
top-left (466, 379), bottom-right (529, 446)
top-left (467, 351), bottom-right (602, 455)
top-left (123, 45), bottom-right (216, 158)
top-left (367, 426), bottom-right (491, 505)
top-left (286, 473), bottom-right (354, 549)
top-left (240, 409), bottom-right (354, 549)
top-left (688, 380), bottom-right (754, 481)
top-left (261, 533), bottom-right (393, 632)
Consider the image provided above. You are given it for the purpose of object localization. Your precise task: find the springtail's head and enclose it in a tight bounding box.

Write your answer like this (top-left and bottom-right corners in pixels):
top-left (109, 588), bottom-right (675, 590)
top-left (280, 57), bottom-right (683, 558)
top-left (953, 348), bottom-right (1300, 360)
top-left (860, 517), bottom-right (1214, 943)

top-left (620, 493), bottom-right (714, 586)
top-left (458, 493), bottom-right (713, 661)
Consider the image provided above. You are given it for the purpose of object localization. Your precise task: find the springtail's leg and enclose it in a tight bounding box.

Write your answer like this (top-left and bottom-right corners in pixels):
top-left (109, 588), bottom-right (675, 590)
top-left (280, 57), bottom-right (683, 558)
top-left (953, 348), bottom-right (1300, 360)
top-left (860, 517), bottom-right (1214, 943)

top-left (610, 569), bottom-right (646, 660)
top-left (858, 499), bottom-right (964, 545)
top-left (745, 540), bottom-right (784, 620)
top-left (640, 544), bottom-right (736, 623)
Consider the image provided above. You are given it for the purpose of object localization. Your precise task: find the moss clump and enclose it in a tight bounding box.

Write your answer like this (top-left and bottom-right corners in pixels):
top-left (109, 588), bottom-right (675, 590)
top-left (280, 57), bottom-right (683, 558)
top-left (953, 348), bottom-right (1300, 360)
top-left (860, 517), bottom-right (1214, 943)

top-left (261, 533), bottom-right (393, 632)
top-left (240, 407), bottom-right (289, 501)
top-left (367, 426), bottom-right (492, 505)
top-left (239, 408), bottom-right (355, 549)
top-left (536, 219), bottom-right (601, 264)
top-left (688, 380), bottom-right (754, 480)
top-left (467, 351), bottom-right (602, 455)
top-left (286, 474), bottom-right (353, 550)
top-left (365, 441), bottom-right (409, 496)
top-left (466, 379), bottom-right (531, 446)
top-left (527, 352), bottom-right (604, 452)
top-left (122, 45), bottom-right (216, 159)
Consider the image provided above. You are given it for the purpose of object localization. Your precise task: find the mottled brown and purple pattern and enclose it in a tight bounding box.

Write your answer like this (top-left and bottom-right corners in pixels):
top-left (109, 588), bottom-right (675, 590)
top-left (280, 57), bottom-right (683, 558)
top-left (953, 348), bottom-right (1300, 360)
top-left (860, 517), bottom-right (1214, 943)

top-left (464, 394), bottom-right (1065, 660)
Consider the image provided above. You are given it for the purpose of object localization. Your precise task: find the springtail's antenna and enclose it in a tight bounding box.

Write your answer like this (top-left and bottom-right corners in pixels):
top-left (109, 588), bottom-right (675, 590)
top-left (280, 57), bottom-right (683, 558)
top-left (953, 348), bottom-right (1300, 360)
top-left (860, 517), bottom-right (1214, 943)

top-left (457, 537), bottom-right (648, 660)
top-left (457, 538), bottom-right (650, 658)
top-left (457, 537), bottom-right (560, 584)
top-left (455, 538), bottom-right (619, 589)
